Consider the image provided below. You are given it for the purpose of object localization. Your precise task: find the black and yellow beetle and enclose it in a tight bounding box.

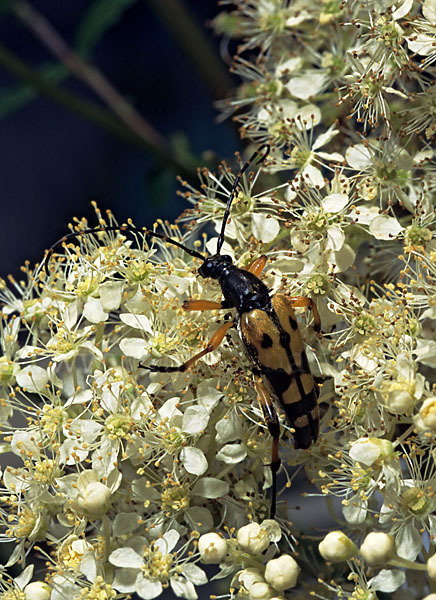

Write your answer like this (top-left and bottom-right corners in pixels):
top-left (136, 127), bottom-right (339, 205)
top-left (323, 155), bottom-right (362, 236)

top-left (43, 145), bottom-right (320, 517)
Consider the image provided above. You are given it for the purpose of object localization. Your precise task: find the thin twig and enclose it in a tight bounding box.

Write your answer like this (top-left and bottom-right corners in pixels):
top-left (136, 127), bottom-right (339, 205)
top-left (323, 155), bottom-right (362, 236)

top-left (13, 1), bottom-right (170, 155)
top-left (0, 44), bottom-right (195, 178)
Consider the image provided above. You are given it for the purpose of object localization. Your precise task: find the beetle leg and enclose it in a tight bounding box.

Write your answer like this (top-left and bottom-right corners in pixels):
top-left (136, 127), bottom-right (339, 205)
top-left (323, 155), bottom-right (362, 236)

top-left (253, 375), bottom-right (281, 519)
top-left (182, 299), bottom-right (232, 311)
top-left (287, 296), bottom-right (321, 333)
top-left (143, 320), bottom-right (234, 373)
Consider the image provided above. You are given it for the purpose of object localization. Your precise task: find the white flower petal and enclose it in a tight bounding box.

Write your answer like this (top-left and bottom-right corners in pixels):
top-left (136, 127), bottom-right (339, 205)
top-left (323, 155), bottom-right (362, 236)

top-left (275, 56), bottom-right (302, 77)
top-left (83, 297), bottom-right (108, 323)
top-left (65, 389), bottom-right (93, 407)
top-left (15, 565), bottom-right (34, 591)
top-left (312, 126), bottom-right (339, 150)
top-left (182, 563), bottom-right (208, 585)
top-left (215, 410), bottom-right (242, 443)
top-left (326, 225), bottom-right (345, 252)
top-left (80, 551), bottom-right (97, 582)
top-left (155, 530), bottom-right (180, 553)
top-left (286, 72), bottom-right (326, 99)
top-left (322, 193), bottom-right (349, 213)
top-left (216, 443), bottom-right (247, 464)
top-left (113, 513), bottom-right (142, 536)
top-left (120, 313), bottom-right (153, 332)
top-left (251, 213), bottom-right (280, 243)
top-left (423, 0), bottom-right (436, 22)
top-left (302, 163), bottom-right (325, 188)
top-left (119, 337), bottom-right (148, 360)
top-left (99, 281), bottom-right (124, 311)
top-left (369, 215), bottom-right (403, 240)
top-left (331, 244), bottom-right (355, 273)
top-left (368, 569), bottom-right (406, 593)
top-left (191, 477), bottom-right (229, 499)
top-left (64, 300), bottom-right (79, 330)
top-left (342, 497), bottom-right (368, 524)
top-left (180, 447), bottom-right (208, 476)
top-left (182, 406), bottom-right (210, 434)
top-left (415, 339), bottom-right (436, 367)
top-left (16, 365), bottom-right (48, 393)
top-left (109, 547), bottom-right (143, 569)
top-left (184, 506), bottom-right (214, 533)
top-left (112, 568), bottom-right (137, 593)
top-left (317, 151), bottom-right (344, 162)
top-left (395, 521), bottom-right (423, 560)
top-left (407, 34), bottom-right (435, 55)
top-left (345, 144), bottom-right (371, 169)
top-left (136, 576), bottom-right (162, 600)
top-left (170, 578), bottom-right (197, 600)
top-left (80, 340), bottom-right (104, 360)
top-left (348, 204), bottom-right (378, 226)
top-left (294, 104), bottom-right (321, 128)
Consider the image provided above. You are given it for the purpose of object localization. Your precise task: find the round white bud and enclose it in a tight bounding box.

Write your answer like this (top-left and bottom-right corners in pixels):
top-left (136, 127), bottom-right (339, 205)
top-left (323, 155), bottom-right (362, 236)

top-left (318, 531), bottom-right (357, 562)
top-left (349, 437), bottom-right (394, 466)
top-left (24, 581), bottom-right (52, 600)
top-left (237, 523), bottom-right (270, 555)
top-left (384, 386), bottom-right (415, 414)
top-left (198, 532), bottom-right (227, 564)
top-left (427, 554), bottom-right (436, 581)
top-left (248, 581), bottom-right (273, 600)
top-left (264, 554), bottom-right (300, 590)
top-left (77, 481), bottom-right (111, 518)
top-left (422, 595), bottom-right (436, 600)
top-left (359, 532), bottom-right (395, 566)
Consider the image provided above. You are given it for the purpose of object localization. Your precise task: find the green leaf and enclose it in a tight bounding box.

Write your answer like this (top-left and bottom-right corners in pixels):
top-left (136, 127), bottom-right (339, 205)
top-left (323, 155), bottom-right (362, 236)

top-left (75, 0), bottom-right (138, 57)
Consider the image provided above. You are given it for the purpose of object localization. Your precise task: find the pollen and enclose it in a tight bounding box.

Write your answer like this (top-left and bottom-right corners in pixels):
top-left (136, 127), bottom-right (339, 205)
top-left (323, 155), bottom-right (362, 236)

top-left (142, 545), bottom-right (175, 581)
top-left (160, 476), bottom-right (190, 513)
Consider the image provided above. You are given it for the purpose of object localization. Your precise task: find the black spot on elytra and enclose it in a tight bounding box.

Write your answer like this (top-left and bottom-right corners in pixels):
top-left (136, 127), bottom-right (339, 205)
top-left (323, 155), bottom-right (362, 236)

top-left (289, 315), bottom-right (299, 330)
top-left (261, 333), bottom-right (273, 348)
top-left (279, 330), bottom-right (291, 348)
top-left (262, 367), bottom-right (291, 396)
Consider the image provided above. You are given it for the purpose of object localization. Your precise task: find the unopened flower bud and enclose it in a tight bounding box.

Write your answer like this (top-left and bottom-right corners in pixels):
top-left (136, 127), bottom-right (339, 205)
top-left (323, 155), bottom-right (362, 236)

top-left (414, 398), bottom-right (436, 432)
top-left (24, 581), bottom-right (51, 600)
top-left (77, 481), bottom-right (111, 518)
top-left (319, 531), bottom-right (357, 562)
top-left (359, 532), bottom-right (395, 566)
top-left (349, 437), bottom-right (394, 466)
top-left (381, 381), bottom-right (415, 414)
top-left (237, 523), bottom-right (270, 555)
top-left (427, 554), bottom-right (436, 581)
top-left (264, 554), bottom-right (300, 590)
top-left (422, 595), bottom-right (436, 600)
top-left (198, 532), bottom-right (227, 564)
top-left (249, 581), bottom-right (273, 600)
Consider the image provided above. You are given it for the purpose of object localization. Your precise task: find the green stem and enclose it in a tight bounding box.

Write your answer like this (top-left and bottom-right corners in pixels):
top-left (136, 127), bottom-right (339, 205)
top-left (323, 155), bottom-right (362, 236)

top-left (0, 44), bottom-right (195, 178)
top-left (146, 0), bottom-right (234, 101)
top-left (388, 556), bottom-right (427, 571)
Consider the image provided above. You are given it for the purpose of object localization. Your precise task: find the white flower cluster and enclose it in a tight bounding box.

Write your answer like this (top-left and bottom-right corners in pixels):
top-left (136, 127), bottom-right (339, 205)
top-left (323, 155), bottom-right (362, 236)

top-left (2, 0), bottom-right (436, 598)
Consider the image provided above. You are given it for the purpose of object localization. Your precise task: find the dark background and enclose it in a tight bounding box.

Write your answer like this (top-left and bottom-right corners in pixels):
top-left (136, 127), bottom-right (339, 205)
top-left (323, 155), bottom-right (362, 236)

top-left (0, 0), bottom-right (238, 279)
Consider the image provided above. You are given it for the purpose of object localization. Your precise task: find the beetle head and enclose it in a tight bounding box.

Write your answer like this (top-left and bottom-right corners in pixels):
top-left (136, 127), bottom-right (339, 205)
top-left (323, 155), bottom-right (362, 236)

top-left (198, 254), bottom-right (233, 279)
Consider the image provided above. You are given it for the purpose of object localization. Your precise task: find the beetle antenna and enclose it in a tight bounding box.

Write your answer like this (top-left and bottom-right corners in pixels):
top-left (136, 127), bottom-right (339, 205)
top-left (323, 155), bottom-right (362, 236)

top-left (216, 143), bottom-right (270, 255)
top-left (40, 224), bottom-right (205, 273)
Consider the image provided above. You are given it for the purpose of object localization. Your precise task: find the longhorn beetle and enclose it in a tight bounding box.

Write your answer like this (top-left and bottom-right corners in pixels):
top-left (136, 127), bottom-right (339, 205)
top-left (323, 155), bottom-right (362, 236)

top-left (42, 144), bottom-right (320, 517)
